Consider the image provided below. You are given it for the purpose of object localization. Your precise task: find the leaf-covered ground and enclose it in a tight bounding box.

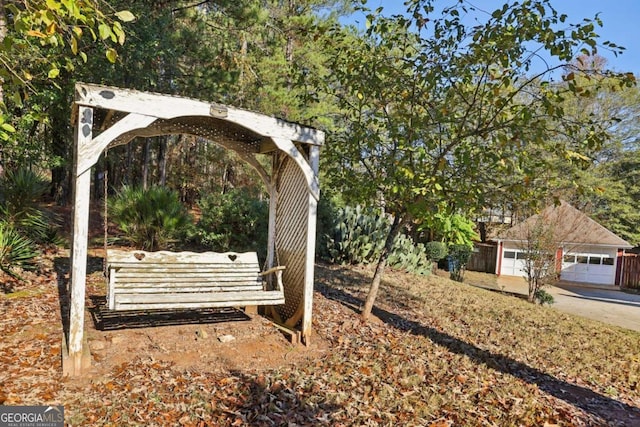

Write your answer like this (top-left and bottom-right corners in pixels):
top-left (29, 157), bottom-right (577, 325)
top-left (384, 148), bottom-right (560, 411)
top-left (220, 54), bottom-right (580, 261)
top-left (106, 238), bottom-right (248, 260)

top-left (1, 254), bottom-right (640, 426)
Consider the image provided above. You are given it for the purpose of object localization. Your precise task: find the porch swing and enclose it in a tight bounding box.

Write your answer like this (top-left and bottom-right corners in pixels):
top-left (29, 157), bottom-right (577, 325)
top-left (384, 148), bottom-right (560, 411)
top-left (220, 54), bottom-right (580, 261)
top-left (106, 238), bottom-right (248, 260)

top-left (66, 83), bottom-right (323, 376)
top-left (100, 149), bottom-right (286, 313)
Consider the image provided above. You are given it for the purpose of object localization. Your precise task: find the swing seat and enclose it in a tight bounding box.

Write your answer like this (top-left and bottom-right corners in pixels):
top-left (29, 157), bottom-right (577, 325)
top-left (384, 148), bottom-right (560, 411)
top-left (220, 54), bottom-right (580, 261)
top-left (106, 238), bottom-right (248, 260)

top-left (105, 250), bottom-right (285, 311)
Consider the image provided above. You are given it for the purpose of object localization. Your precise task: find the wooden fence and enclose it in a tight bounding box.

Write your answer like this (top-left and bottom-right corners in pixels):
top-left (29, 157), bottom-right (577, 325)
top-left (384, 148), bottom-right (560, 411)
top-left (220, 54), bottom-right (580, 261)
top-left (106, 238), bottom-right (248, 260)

top-left (466, 243), bottom-right (498, 274)
top-left (620, 253), bottom-right (640, 289)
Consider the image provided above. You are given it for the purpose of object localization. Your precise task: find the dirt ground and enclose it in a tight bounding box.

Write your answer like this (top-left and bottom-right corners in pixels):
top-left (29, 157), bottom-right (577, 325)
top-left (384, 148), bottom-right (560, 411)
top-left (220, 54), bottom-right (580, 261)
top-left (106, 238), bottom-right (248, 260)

top-left (78, 259), bottom-right (330, 379)
top-left (43, 200), bottom-right (332, 380)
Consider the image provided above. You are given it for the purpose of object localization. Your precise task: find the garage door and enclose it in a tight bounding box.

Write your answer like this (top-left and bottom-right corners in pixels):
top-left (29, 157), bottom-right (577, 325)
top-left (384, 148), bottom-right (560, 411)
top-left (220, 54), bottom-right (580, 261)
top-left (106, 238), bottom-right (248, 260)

top-left (561, 252), bottom-right (615, 285)
top-left (500, 249), bottom-right (527, 277)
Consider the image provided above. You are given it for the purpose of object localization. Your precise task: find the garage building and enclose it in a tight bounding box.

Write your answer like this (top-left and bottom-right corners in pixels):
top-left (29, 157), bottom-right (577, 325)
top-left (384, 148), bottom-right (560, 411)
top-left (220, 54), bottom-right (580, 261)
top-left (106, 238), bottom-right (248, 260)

top-left (495, 201), bottom-right (632, 286)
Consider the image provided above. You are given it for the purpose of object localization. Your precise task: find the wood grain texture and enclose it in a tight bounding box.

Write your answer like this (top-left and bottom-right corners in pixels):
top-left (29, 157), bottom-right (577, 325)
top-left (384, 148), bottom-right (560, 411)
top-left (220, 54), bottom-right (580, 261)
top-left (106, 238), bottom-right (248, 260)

top-left (106, 250), bottom-right (285, 311)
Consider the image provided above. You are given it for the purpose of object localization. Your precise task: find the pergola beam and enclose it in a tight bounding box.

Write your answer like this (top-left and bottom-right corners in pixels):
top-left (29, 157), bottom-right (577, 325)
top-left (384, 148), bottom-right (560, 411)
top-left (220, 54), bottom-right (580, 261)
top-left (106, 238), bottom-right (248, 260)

top-left (75, 83), bottom-right (324, 146)
top-left (77, 113), bottom-right (157, 175)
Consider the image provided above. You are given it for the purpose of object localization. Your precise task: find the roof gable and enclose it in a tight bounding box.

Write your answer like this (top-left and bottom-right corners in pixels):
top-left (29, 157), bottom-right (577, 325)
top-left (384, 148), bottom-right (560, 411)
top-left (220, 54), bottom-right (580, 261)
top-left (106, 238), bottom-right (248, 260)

top-left (498, 201), bottom-right (632, 248)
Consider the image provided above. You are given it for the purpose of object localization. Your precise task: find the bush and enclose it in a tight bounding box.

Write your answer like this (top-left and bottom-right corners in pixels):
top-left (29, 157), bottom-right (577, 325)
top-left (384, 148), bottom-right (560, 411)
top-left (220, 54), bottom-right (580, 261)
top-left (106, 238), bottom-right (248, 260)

top-left (193, 189), bottom-right (268, 257)
top-left (534, 289), bottom-right (555, 305)
top-left (448, 244), bottom-right (473, 282)
top-left (109, 186), bottom-right (193, 251)
top-left (324, 205), bottom-right (388, 264)
top-left (323, 205), bottom-right (431, 275)
top-left (0, 167), bottom-right (56, 242)
top-left (316, 194), bottom-right (343, 260)
top-left (424, 241), bottom-right (448, 262)
top-left (0, 221), bottom-right (38, 280)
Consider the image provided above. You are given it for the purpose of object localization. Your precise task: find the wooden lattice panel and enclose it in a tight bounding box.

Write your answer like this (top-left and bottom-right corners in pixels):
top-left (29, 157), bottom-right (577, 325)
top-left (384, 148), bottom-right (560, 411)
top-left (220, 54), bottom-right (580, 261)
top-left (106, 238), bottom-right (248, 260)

top-left (275, 156), bottom-right (310, 325)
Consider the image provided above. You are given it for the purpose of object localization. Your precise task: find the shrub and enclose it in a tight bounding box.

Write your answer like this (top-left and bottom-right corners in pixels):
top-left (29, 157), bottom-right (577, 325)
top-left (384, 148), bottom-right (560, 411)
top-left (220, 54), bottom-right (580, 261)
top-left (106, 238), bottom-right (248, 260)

top-left (386, 234), bottom-right (432, 275)
top-left (0, 168), bottom-right (49, 213)
top-left (534, 289), bottom-right (555, 305)
top-left (193, 189), bottom-right (268, 257)
top-left (0, 167), bottom-right (55, 242)
top-left (316, 194), bottom-right (343, 260)
top-left (424, 241), bottom-right (448, 262)
top-left (0, 221), bottom-right (38, 280)
top-left (422, 240), bottom-right (448, 273)
top-left (324, 205), bottom-right (388, 265)
top-left (109, 186), bottom-right (193, 251)
top-left (448, 244), bottom-right (473, 282)
top-left (323, 205), bottom-right (431, 275)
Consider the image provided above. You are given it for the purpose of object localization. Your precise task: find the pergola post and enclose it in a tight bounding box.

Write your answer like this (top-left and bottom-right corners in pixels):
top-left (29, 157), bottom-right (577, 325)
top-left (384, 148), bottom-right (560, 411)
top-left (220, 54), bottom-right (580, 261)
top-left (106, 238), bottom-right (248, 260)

top-left (302, 145), bottom-right (320, 343)
top-left (63, 106), bottom-right (93, 376)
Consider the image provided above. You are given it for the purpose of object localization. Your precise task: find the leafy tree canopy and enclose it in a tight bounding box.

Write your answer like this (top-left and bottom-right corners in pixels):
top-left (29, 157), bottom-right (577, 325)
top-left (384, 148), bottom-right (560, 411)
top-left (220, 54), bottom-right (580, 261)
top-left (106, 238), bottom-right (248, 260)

top-left (320, 0), bottom-right (635, 319)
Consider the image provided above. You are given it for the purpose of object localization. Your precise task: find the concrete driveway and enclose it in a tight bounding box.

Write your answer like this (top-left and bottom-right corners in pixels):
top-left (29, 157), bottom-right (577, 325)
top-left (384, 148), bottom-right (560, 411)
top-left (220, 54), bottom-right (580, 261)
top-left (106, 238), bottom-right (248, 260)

top-left (494, 276), bottom-right (640, 332)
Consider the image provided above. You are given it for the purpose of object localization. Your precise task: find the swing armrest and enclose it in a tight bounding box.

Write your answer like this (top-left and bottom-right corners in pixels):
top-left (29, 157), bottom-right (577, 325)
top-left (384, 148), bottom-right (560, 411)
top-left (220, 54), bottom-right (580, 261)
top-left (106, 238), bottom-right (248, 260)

top-left (259, 265), bottom-right (286, 276)
top-left (259, 266), bottom-right (285, 292)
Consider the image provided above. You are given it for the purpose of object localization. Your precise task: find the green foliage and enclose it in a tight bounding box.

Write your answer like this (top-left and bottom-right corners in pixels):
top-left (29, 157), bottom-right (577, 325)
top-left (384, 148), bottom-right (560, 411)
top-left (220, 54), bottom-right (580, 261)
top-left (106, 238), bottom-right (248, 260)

top-left (420, 207), bottom-right (480, 249)
top-left (193, 189), bottom-right (268, 257)
top-left (0, 168), bottom-right (49, 214)
top-left (424, 241), bottom-right (448, 262)
top-left (325, 205), bottom-right (388, 265)
top-left (448, 244), bottom-right (474, 282)
top-left (2, 0), bottom-right (135, 87)
top-left (322, 0), bottom-right (634, 232)
top-left (386, 234), bottom-right (432, 275)
top-left (316, 193), bottom-right (344, 259)
top-left (0, 167), bottom-right (57, 243)
top-left (109, 186), bottom-right (193, 251)
top-left (534, 289), bottom-right (555, 306)
top-left (0, 222), bottom-right (38, 279)
top-left (324, 205), bottom-right (431, 275)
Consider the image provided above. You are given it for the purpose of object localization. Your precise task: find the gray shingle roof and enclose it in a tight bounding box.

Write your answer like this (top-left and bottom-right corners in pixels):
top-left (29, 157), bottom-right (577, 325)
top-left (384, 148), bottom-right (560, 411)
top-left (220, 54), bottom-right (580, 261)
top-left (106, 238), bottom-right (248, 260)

top-left (497, 201), bottom-right (632, 248)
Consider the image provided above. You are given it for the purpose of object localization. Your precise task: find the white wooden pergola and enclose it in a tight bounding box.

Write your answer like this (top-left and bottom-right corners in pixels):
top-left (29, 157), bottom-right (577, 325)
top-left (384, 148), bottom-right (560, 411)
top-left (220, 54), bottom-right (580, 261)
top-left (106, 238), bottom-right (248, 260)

top-left (64, 83), bottom-right (324, 376)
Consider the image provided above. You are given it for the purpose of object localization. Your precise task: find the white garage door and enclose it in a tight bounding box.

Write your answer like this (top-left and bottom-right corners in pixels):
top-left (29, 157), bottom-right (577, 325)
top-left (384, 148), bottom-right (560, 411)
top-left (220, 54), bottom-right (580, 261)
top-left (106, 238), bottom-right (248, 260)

top-left (500, 249), bottom-right (527, 277)
top-left (561, 252), bottom-right (616, 285)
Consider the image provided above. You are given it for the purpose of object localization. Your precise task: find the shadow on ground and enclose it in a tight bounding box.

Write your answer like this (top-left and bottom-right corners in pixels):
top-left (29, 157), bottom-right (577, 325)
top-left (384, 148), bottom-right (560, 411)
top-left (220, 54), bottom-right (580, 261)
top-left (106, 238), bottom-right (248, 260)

top-left (315, 265), bottom-right (640, 426)
top-left (88, 296), bottom-right (251, 330)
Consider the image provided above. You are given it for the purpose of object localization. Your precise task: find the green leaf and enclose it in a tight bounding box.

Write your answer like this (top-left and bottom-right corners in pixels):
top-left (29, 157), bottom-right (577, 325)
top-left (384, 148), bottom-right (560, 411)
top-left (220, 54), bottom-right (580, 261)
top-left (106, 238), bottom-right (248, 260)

top-left (48, 67), bottom-right (60, 79)
top-left (79, 51), bottom-right (88, 63)
top-left (98, 23), bottom-right (112, 40)
top-left (1, 123), bottom-right (16, 133)
top-left (71, 36), bottom-right (78, 55)
top-left (115, 10), bottom-right (136, 22)
top-left (105, 48), bottom-right (118, 63)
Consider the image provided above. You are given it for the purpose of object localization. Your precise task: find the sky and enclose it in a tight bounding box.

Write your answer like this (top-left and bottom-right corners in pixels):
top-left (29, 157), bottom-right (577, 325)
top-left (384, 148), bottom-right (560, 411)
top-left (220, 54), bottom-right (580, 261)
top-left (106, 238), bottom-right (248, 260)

top-left (349, 0), bottom-right (640, 74)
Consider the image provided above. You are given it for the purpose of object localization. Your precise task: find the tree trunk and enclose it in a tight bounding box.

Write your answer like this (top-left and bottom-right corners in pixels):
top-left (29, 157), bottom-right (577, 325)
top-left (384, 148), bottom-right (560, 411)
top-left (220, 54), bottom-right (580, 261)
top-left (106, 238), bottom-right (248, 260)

top-left (158, 136), bottom-right (167, 186)
top-left (142, 139), bottom-right (151, 190)
top-left (0, 0), bottom-right (5, 178)
top-left (361, 213), bottom-right (406, 321)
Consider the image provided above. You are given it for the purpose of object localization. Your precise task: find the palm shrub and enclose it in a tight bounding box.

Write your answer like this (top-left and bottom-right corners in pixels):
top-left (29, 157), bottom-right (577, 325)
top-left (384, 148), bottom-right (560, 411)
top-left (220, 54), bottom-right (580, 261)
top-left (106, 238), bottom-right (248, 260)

top-left (193, 188), bottom-right (268, 258)
top-left (108, 186), bottom-right (193, 251)
top-left (0, 167), bottom-right (53, 242)
top-left (0, 221), bottom-right (38, 280)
